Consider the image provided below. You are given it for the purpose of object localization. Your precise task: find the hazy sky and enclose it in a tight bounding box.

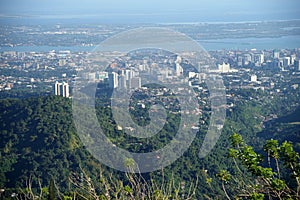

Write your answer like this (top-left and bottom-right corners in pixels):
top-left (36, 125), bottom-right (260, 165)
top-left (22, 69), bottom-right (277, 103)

top-left (1, 0), bottom-right (300, 23)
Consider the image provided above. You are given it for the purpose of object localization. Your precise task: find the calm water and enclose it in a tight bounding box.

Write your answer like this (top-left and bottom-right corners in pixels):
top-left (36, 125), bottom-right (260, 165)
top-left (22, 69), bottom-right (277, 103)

top-left (0, 46), bottom-right (93, 53)
top-left (1, 35), bottom-right (299, 52)
top-left (198, 35), bottom-right (300, 51)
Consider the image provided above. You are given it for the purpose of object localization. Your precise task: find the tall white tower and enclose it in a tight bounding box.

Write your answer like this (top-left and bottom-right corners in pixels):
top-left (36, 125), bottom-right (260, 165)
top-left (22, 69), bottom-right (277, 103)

top-left (175, 56), bottom-right (183, 77)
top-left (273, 50), bottom-right (280, 59)
top-left (54, 81), bottom-right (69, 97)
top-left (118, 74), bottom-right (127, 89)
top-left (54, 81), bottom-right (61, 96)
top-left (109, 72), bottom-right (119, 88)
top-left (175, 63), bottom-right (183, 76)
top-left (283, 57), bottom-right (291, 67)
top-left (130, 77), bottom-right (141, 89)
top-left (61, 82), bottom-right (69, 97)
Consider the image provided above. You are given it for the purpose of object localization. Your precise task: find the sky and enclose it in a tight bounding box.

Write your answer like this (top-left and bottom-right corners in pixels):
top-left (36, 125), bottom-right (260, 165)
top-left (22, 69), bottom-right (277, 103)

top-left (0, 0), bottom-right (300, 23)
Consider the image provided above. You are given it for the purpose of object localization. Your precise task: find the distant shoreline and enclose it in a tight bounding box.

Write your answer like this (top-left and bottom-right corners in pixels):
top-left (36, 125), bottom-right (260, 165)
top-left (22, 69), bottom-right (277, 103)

top-left (1, 35), bottom-right (299, 52)
top-left (1, 15), bottom-right (300, 25)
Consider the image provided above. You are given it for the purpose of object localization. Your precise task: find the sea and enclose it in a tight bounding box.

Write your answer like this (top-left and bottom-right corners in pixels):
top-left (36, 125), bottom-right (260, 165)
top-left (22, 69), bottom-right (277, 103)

top-left (1, 35), bottom-right (299, 53)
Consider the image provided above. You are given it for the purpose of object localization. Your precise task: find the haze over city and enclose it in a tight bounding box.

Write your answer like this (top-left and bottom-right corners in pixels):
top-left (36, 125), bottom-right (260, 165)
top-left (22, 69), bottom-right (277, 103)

top-left (1, 0), bottom-right (300, 24)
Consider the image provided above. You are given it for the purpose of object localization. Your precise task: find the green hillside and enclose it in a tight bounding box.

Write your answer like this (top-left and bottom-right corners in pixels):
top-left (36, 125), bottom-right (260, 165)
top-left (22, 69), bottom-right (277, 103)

top-left (0, 96), bottom-right (109, 189)
top-left (0, 93), bottom-right (299, 199)
top-left (0, 95), bottom-right (228, 198)
top-left (258, 106), bottom-right (300, 152)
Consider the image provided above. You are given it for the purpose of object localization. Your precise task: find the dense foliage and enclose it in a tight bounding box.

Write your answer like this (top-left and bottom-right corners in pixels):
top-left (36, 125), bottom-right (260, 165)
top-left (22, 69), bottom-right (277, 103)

top-left (216, 133), bottom-right (300, 199)
top-left (0, 86), bottom-right (299, 199)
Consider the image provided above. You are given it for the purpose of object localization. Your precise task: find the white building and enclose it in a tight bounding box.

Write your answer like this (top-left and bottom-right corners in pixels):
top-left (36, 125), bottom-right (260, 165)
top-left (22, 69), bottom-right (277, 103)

top-left (175, 56), bottom-right (183, 76)
top-left (273, 50), bottom-right (280, 59)
top-left (188, 72), bottom-right (198, 79)
top-left (254, 53), bottom-right (264, 64)
top-left (283, 57), bottom-right (291, 67)
top-left (108, 72), bottom-right (119, 88)
top-left (125, 69), bottom-right (134, 81)
top-left (58, 59), bottom-right (66, 66)
top-left (290, 54), bottom-right (296, 65)
top-left (209, 62), bottom-right (238, 73)
top-left (61, 82), bottom-right (70, 97)
top-left (175, 63), bottom-right (183, 76)
top-left (118, 74), bottom-right (127, 89)
top-left (88, 73), bottom-right (96, 82)
top-left (250, 75), bottom-right (257, 82)
top-left (54, 81), bottom-right (69, 97)
top-left (54, 81), bottom-right (61, 96)
top-left (130, 77), bottom-right (141, 89)
top-left (244, 54), bottom-right (252, 64)
top-left (97, 72), bottom-right (108, 81)
top-left (218, 62), bottom-right (230, 73)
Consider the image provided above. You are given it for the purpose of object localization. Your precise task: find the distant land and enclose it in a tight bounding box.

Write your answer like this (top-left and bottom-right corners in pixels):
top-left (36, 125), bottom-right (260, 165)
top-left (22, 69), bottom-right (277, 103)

top-left (0, 20), bottom-right (300, 51)
top-left (1, 36), bottom-right (300, 52)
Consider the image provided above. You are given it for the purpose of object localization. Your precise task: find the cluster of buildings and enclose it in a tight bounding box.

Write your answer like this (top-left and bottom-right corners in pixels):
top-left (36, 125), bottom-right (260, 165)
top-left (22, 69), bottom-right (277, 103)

top-left (80, 55), bottom-right (186, 92)
top-left (83, 49), bottom-right (300, 124)
top-left (1, 47), bottom-right (300, 103)
top-left (80, 70), bottom-right (142, 90)
top-left (209, 62), bottom-right (238, 73)
top-left (53, 81), bottom-right (70, 97)
top-left (0, 49), bottom-right (86, 96)
top-left (73, 48), bottom-right (300, 100)
top-left (88, 48), bottom-right (300, 95)
top-left (108, 70), bottom-right (142, 89)
top-left (212, 48), bottom-right (300, 71)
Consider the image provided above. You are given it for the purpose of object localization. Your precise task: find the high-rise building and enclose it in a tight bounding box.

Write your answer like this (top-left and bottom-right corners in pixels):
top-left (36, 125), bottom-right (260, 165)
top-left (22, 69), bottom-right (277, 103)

top-left (175, 63), bottom-right (183, 76)
top-left (61, 82), bottom-right (70, 97)
top-left (125, 69), bottom-right (134, 81)
top-left (290, 54), bottom-right (296, 65)
top-left (295, 60), bottom-right (300, 71)
top-left (218, 62), bottom-right (230, 73)
top-left (250, 75), bottom-right (257, 82)
top-left (283, 57), bottom-right (291, 67)
top-left (54, 81), bottom-right (69, 97)
top-left (118, 74), bottom-right (127, 89)
top-left (273, 50), bottom-right (280, 59)
top-left (125, 69), bottom-right (135, 88)
top-left (254, 53), bottom-right (264, 64)
top-left (243, 54), bottom-right (252, 65)
top-left (108, 72), bottom-right (118, 88)
top-left (175, 56), bottom-right (182, 64)
top-left (175, 56), bottom-right (183, 76)
top-left (130, 77), bottom-right (141, 89)
top-left (54, 81), bottom-right (61, 96)
top-left (237, 56), bottom-right (243, 66)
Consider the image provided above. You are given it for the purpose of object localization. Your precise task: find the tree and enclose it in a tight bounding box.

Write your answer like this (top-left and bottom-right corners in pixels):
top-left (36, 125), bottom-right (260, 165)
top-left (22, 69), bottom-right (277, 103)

top-left (48, 179), bottom-right (56, 200)
top-left (216, 170), bottom-right (231, 200)
top-left (217, 133), bottom-right (300, 199)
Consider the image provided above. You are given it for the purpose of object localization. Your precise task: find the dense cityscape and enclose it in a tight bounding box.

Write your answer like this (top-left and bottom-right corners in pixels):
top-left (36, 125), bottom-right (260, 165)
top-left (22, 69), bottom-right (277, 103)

top-left (1, 42), bottom-right (300, 101)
